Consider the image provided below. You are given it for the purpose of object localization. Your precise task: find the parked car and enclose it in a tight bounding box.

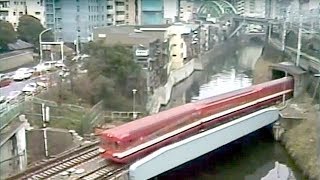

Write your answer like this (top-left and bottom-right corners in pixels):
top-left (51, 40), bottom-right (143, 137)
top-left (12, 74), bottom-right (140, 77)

top-left (55, 61), bottom-right (66, 68)
top-left (0, 74), bottom-right (11, 88)
top-left (6, 91), bottom-right (23, 102)
top-left (36, 81), bottom-right (47, 89)
top-left (22, 83), bottom-right (38, 94)
top-left (35, 61), bottom-right (56, 72)
top-left (13, 68), bottom-right (32, 81)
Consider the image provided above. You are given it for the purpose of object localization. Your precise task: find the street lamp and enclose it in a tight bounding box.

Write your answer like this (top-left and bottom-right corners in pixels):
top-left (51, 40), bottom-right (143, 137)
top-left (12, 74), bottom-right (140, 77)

top-left (39, 28), bottom-right (52, 63)
top-left (132, 89), bottom-right (137, 119)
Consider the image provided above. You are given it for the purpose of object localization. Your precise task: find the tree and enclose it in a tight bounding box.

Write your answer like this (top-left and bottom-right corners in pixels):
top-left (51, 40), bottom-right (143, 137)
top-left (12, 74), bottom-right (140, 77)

top-left (17, 15), bottom-right (53, 47)
top-left (81, 42), bottom-right (146, 110)
top-left (0, 20), bottom-right (17, 52)
top-left (84, 42), bottom-right (142, 95)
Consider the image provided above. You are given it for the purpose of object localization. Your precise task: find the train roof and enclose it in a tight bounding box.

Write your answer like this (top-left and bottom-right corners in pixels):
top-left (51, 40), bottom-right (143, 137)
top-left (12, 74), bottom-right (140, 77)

top-left (101, 103), bottom-right (196, 140)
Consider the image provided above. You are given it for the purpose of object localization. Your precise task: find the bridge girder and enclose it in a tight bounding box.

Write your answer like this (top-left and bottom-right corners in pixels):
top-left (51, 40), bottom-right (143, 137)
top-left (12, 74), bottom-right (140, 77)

top-left (198, 0), bottom-right (237, 19)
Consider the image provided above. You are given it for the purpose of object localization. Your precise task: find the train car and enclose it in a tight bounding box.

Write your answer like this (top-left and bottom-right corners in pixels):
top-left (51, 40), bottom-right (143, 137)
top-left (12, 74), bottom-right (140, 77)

top-left (100, 77), bottom-right (294, 163)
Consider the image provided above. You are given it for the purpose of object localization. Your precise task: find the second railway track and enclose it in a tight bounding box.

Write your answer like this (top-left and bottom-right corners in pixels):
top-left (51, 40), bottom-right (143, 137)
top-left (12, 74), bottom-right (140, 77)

top-left (7, 142), bottom-right (100, 180)
top-left (75, 164), bottom-right (128, 180)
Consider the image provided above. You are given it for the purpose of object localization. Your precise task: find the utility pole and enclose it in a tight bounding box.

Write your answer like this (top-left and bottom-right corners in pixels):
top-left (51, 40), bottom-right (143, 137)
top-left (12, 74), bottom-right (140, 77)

top-left (281, 8), bottom-right (289, 52)
top-left (296, 15), bottom-right (302, 66)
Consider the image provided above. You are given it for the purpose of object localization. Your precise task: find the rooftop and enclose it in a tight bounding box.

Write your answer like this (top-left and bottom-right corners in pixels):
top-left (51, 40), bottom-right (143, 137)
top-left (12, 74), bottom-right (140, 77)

top-left (93, 25), bottom-right (168, 46)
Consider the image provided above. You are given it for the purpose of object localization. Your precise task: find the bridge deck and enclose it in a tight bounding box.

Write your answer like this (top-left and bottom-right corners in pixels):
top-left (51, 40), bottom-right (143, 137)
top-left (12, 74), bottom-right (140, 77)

top-left (129, 107), bottom-right (279, 180)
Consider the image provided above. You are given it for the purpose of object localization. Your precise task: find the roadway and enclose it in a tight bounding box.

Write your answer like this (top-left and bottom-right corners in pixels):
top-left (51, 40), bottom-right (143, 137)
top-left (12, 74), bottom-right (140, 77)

top-left (0, 71), bottom-right (58, 98)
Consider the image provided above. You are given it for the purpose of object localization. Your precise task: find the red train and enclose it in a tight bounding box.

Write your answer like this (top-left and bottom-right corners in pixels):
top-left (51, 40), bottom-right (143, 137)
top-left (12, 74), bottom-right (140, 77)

top-left (100, 77), bottom-right (294, 163)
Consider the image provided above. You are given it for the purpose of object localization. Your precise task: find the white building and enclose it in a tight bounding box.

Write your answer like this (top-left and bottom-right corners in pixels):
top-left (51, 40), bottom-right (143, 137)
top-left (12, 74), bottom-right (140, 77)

top-left (0, 0), bottom-right (45, 29)
top-left (105, 0), bottom-right (137, 26)
top-left (165, 24), bottom-right (190, 71)
top-left (234, 0), bottom-right (266, 18)
top-left (163, 0), bottom-right (178, 24)
top-left (179, 0), bottom-right (197, 23)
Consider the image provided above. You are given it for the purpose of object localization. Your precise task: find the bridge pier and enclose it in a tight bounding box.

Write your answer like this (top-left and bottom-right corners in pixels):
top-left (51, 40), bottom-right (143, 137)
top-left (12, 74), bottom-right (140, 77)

top-left (272, 121), bottom-right (284, 141)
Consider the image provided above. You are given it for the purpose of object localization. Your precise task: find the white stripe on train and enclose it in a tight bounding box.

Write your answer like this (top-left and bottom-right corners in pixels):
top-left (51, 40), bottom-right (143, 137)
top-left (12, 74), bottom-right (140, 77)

top-left (113, 89), bottom-right (293, 159)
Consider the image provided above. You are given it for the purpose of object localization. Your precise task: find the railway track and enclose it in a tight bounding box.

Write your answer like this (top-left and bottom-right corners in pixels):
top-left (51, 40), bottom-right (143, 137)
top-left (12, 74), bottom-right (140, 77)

top-left (7, 141), bottom-right (100, 180)
top-left (76, 164), bottom-right (129, 180)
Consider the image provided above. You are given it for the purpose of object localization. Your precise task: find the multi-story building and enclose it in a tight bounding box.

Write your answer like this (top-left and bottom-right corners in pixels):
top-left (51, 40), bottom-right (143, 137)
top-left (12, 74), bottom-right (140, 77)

top-left (233, 0), bottom-right (266, 18)
top-left (179, 0), bottom-right (197, 23)
top-left (105, 0), bottom-right (136, 26)
top-left (137, 0), bottom-right (164, 25)
top-left (163, 0), bottom-right (178, 24)
top-left (165, 23), bottom-right (200, 72)
top-left (44, 0), bottom-right (107, 42)
top-left (0, 0), bottom-right (45, 29)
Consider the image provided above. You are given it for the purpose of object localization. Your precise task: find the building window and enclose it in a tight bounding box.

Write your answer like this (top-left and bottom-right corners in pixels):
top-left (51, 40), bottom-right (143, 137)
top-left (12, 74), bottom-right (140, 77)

top-left (35, 12), bottom-right (41, 15)
top-left (126, 5), bottom-right (129, 10)
top-left (77, 5), bottom-right (80, 12)
top-left (13, 12), bottom-right (16, 16)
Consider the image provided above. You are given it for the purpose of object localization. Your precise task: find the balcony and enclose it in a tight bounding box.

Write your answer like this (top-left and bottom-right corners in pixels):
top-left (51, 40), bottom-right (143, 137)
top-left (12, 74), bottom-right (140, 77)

top-left (116, 14), bottom-right (125, 21)
top-left (106, 18), bottom-right (113, 23)
top-left (0, 3), bottom-right (9, 11)
top-left (107, 9), bottom-right (114, 14)
top-left (115, 5), bottom-right (125, 12)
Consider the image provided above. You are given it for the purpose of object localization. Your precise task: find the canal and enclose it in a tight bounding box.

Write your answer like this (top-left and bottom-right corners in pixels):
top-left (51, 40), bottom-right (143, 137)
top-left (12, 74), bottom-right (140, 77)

top-left (157, 40), bottom-right (305, 180)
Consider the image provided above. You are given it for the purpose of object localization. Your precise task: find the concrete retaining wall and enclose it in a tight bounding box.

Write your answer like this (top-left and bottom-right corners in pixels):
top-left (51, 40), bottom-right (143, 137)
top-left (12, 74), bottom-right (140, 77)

top-left (147, 59), bottom-right (202, 114)
top-left (0, 50), bottom-right (34, 72)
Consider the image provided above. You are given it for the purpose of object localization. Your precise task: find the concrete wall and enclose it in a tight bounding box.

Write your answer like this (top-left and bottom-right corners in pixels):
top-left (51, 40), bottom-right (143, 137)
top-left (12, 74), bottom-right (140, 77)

top-left (0, 125), bottom-right (27, 179)
top-left (0, 50), bottom-right (34, 72)
top-left (147, 58), bottom-right (202, 114)
top-left (26, 128), bottom-right (79, 163)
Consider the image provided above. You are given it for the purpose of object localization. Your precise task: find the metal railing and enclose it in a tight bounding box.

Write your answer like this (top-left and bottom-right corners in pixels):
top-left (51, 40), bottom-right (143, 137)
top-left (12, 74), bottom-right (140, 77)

top-left (0, 101), bottom-right (25, 130)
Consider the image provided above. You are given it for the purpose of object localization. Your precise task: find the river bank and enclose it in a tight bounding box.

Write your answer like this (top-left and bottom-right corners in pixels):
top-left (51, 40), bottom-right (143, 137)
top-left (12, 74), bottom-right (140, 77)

top-left (147, 39), bottom-right (239, 114)
top-left (253, 44), bottom-right (320, 179)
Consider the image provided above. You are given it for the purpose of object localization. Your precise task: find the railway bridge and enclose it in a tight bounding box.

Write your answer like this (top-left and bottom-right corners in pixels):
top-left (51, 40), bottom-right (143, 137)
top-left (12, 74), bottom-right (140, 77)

top-left (128, 63), bottom-right (306, 180)
top-left (6, 62), bottom-right (305, 180)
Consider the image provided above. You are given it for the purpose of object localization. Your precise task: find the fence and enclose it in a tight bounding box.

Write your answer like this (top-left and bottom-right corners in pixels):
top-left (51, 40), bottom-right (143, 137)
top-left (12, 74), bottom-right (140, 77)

top-left (0, 102), bottom-right (25, 130)
top-left (23, 97), bottom-right (87, 133)
top-left (104, 111), bottom-right (143, 121)
top-left (80, 100), bottom-right (104, 135)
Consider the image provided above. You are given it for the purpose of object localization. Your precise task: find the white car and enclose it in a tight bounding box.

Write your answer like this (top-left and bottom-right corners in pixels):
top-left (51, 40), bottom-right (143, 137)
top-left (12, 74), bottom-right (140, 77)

top-left (35, 61), bottom-right (56, 72)
top-left (6, 91), bottom-right (23, 102)
top-left (13, 68), bottom-right (32, 81)
top-left (22, 83), bottom-right (38, 94)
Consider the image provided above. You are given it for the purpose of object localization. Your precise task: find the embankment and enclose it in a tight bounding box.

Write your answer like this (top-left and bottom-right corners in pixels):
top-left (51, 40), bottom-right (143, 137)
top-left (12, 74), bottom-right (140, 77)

top-left (254, 43), bottom-right (320, 179)
top-left (147, 39), bottom-right (239, 114)
top-left (0, 50), bottom-right (35, 72)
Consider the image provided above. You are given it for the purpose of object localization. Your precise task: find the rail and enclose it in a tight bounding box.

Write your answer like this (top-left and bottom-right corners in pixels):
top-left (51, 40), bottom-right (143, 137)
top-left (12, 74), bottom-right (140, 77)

top-left (76, 164), bottom-right (129, 180)
top-left (6, 141), bottom-right (99, 180)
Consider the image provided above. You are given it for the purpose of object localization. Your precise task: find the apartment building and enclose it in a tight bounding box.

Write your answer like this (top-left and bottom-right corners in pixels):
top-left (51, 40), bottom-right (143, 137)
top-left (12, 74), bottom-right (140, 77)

top-left (163, 0), bottom-right (178, 24)
top-left (179, 0), bottom-right (197, 23)
top-left (137, 0), bottom-right (164, 25)
top-left (234, 0), bottom-right (266, 18)
top-left (106, 0), bottom-right (136, 26)
top-left (44, 0), bottom-right (107, 42)
top-left (0, 0), bottom-right (45, 29)
top-left (165, 23), bottom-right (199, 71)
